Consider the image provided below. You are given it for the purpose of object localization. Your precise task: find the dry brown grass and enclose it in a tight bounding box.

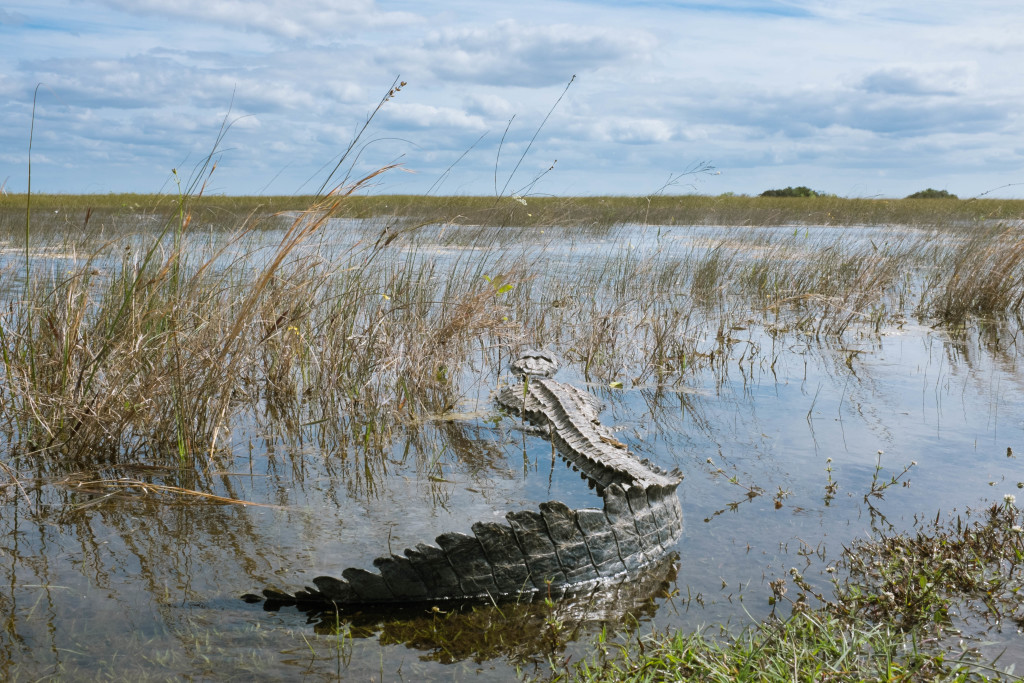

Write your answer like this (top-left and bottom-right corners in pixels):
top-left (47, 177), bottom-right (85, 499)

top-left (2, 195), bottom-right (1022, 477)
top-left (6, 193), bottom-right (1024, 236)
top-left (921, 226), bottom-right (1024, 326)
top-left (1, 165), bottom-right (521, 470)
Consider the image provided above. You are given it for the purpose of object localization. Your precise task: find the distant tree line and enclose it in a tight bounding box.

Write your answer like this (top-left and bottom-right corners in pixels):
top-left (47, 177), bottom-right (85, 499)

top-left (758, 186), bottom-right (959, 199)
top-left (759, 186), bottom-right (821, 197)
top-left (904, 188), bottom-right (958, 199)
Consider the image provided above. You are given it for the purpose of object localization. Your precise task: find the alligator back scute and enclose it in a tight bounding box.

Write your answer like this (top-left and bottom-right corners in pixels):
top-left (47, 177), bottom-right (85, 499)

top-left (646, 485), bottom-right (684, 544)
top-left (472, 521), bottom-right (534, 594)
top-left (435, 532), bottom-right (500, 597)
top-left (374, 554), bottom-right (430, 599)
top-left (404, 543), bottom-right (463, 599)
top-left (539, 501), bottom-right (601, 584)
top-left (602, 483), bottom-right (650, 571)
top-left (626, 484), bottom-right (666, 553)
top-left (506, 509), bottom-right (569, 588)
top-left (311, 575), bottom-right (357, 602)
top-left (341, 567), bottom-right (395, 602)
top-left (574, 507), bottom-right (629, 578)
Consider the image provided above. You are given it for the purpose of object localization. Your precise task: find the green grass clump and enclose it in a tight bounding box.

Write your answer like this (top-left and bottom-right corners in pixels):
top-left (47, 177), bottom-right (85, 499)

top-left (557, 502), bottom-right (1024, 682)
top-left (564, 613), bottom-right (980, 682)
top-left (836, 501), bottom-right (1024, 633)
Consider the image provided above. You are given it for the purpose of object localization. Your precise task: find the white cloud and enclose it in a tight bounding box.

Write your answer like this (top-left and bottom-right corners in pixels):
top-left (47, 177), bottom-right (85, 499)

top-left (380, 102), bottom-right (487, 131)
top-left (396, 19), bottom-right (654, 87)
top-left (858, 65), bottom-right (974, 96)
top-left (463, 94), bottom-right (516, 119)
top-left (92, 0), bottom-right (419, 40)
top-left (589, 118), bottom-right (675, 144)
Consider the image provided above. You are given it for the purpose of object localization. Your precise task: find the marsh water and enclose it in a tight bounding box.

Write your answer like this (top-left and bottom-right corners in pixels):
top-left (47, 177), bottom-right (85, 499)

top-left (2, 219), bottom-right (1023, 680)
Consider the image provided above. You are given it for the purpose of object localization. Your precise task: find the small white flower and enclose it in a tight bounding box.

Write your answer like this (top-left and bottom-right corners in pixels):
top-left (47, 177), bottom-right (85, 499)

top-left (911, 460), bottom-right (918, 466)
top-left (1005, 494), bottom-right (1017, 506)
top-left (1012, 526), bottom-right (1023, 533)
top-left (877, 449), bottom-right (884, 455)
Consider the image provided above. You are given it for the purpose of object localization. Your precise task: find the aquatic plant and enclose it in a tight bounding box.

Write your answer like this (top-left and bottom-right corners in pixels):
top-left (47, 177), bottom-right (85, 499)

top-left (558, 502), bottom-right (1024, 682)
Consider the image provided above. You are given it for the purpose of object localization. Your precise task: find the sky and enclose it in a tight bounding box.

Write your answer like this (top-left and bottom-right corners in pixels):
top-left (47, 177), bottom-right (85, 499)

top-left (1, 1), bottom-right (1023, 198)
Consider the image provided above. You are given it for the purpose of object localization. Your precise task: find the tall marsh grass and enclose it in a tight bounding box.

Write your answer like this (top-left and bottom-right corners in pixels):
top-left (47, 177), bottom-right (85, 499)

top-left (921, 226), bottom-right (1024, 325)
top-left (0, 167), bottom-right (515, 469)
top-left (1, 190), bottom-right (1023, 477)
top-left (5, 193), bottom-right (1024, 235)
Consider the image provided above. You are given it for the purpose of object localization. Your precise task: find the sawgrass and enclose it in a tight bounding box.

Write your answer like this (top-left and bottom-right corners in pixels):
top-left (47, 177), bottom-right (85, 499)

top-left (2, 212), bottom-right (1022, 472)
top-left (5, 193), bottom-right (1024, 235)
top-left (0, 198), bottom-right (518, 469)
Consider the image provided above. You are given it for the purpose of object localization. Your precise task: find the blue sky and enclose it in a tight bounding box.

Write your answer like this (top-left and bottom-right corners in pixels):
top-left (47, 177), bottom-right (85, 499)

top-left (2, 1), bottom-right (1023, 198)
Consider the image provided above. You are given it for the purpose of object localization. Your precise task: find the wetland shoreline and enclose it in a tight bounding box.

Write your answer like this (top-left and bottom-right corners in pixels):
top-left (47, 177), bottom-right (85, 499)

top-left (4, 192), bottom-right (1024, 233)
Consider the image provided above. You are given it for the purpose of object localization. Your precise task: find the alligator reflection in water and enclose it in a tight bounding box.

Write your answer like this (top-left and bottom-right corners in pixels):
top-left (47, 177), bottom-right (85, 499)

top-left (256, 351), bottom-right (684, 607)
top-left (264, 554), bottom-right (680, 665)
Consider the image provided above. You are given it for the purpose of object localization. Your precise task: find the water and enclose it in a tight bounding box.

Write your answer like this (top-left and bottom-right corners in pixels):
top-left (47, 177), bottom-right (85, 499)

top-left (2, 222), bottom-right (1023, 679)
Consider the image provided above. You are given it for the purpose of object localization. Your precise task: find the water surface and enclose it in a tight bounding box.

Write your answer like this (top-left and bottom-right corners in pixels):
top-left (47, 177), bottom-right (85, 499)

top-left (2, 222), bottom-right (1023, 680)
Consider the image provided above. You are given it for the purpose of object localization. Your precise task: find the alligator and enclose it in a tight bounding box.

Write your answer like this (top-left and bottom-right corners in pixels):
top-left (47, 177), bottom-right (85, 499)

top-left (259, 350), bottom-right (684, 607)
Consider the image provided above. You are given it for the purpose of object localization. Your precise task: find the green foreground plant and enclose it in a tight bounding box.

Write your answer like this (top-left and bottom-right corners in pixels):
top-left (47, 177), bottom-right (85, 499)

top-left (562, 612), bottom-right (980, 682)
top-left (555, 502), bottom-right (1024, 682)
